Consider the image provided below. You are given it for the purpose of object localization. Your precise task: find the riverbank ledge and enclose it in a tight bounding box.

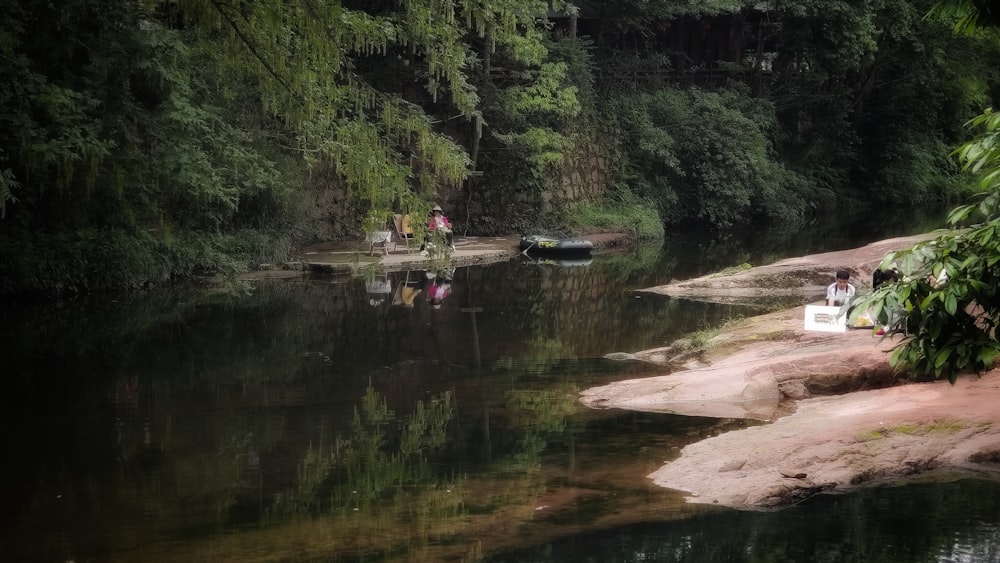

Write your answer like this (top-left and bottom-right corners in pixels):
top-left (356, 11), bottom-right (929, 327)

top-left (243, 232), bottom-right (633, 280)
top-left (582, 233), bottom-right (1000, 510)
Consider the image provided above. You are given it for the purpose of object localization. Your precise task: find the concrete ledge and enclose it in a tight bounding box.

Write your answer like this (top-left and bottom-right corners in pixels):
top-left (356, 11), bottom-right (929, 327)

top-left (250, 233), bottom-right (629, 280)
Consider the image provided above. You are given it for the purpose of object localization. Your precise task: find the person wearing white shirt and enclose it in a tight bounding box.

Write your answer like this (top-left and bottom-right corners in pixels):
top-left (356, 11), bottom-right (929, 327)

top-left (826, 269), bottom-right (855, 306)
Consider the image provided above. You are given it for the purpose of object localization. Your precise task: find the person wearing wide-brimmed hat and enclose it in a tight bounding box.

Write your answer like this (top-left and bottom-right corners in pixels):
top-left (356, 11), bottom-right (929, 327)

top-left (421, 204), bottom-right (454, 252)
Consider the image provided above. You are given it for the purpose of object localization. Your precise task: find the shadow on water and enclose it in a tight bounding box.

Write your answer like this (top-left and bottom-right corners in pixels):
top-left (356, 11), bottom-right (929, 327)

top-left (3, 213), bottom-right (997, 562)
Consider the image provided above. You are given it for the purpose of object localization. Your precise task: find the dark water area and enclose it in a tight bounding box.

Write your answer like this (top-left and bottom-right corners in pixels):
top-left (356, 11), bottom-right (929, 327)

top-left (660, 205), bottom-right (948, 281)
top-left (4, 209), bottom-right (998, 562)
top-left (488, 480), bottom-right (1000, 563)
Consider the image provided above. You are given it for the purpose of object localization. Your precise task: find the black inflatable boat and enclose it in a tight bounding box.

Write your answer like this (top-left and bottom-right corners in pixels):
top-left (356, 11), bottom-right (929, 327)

top-left (518, 235), bottom-right (594, 255)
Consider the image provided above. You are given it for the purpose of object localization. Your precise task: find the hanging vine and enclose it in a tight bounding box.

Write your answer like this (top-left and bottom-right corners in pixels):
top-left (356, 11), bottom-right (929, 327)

top-left (170, 0), bottom-right (564, 232)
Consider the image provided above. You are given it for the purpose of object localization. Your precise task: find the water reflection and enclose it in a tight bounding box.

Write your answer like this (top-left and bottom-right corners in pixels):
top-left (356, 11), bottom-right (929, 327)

top-left (1, 257), bottom-right (745, 561)
top-left (520, 254), bottom-right (595, 268)
top-left (3, 212), bottom-right (995, 562)
top-left (656, 206), bottom-right (948, 281)
top-left (486, 479), bottom-right (1000, 563)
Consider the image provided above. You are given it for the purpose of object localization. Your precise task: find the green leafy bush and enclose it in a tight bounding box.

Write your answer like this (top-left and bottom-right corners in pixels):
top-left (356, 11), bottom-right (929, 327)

top-left (855, 109), bottom-right (1000, 382)
top-left (612, 85), bottom-right (814, 229)
top-left (0, 227), bottom-right (290, 293)
top-left (566, 186), bottom-right (663, 240)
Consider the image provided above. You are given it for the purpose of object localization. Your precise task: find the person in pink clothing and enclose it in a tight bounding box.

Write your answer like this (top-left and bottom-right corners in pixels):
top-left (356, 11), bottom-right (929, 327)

top-left (421, 205), bottom-right (454, 252)
top-left (427, 277), bottom-right (451, 309)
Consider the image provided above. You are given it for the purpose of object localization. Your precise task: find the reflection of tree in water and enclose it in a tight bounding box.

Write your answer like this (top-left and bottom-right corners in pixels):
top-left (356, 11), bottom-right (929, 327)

top-left (499, 335), bottom-right (578, 367)
top-left (595, 242), bottom-right (670, 286)
top-left (272, 386), bottom-right (455, 520)
top-left (251, 377), bottom-right (589, 559)
top-left (659, 209), bottom-right (949, 282)
top-left (500, 383), bottom-right (578, 470)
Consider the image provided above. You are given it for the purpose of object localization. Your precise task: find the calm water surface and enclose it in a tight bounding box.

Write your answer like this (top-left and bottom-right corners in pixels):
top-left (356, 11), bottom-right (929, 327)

top-left (3, 211), bottom-right (999, 562)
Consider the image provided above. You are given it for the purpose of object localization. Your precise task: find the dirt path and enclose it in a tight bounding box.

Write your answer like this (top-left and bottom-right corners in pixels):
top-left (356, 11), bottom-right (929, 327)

top-left (583, 233), bottom-right (1000, 510)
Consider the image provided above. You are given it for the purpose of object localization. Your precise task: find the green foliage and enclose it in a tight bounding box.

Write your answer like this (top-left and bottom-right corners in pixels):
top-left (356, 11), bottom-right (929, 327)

top-left (488, 39), bottom-right (585, 181)
top-left (275, 386), bottom-right (455, 516)
top-left (600, 0), bottom-right (748, 19)
top-left (4, 0), bottom-right (1000, 292)
top-left (0, 0), bottom-right (567, 291)
top-left (496, 127), bottom-right (574, 173)
top-left (0, 2), bottom-right (118, 200)
top-left (566, 186), bottom-right (664, 240)
top-left (768, 0), bottom-right (998, 207)
top-left (0, 227), bottom-right (283, 293)
top-left (928, 0), bottom-right (1000, 34)
top-left (502, 62), bottom-right (582, 120)
top-left (850, 2), bottom-right (1000, 382)
top-left (857, 224), bottom-right (1000, 382)
top-left (868, 137), bottom-right (964, 206)
top-left (776, 0), bottom-right (882, 75)
top-left (612, 85), bottom-right (813, 229)
top-left (0, 2), bottom-right (286, 284)
top-left (585, 0), bottom-right (747, 50)
top-left (175, 0), bottom-right (562, 213)
top-left (953, 109), bottom-right (1000, 191)
top-left (542, 38), bottom-right (599, 118)
top-left (712, 263), bottom-right (753, 278)
top-left (0, 150), bottom-right (19, 219)
top-left (856, 108), bottom-right (1000, 382)
top-left (472, 36), bottom-right (592, 229)
top-left (852, 2), bottom-right (993, 205)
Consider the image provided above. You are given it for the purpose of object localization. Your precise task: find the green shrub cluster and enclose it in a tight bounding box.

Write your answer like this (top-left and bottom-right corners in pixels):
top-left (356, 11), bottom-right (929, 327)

top-left (612, 85), bottom-right (817, 230)
top-left (0, 228), bottom-right (289, 294)
top-left (566, 186), bottom-right (663, 240)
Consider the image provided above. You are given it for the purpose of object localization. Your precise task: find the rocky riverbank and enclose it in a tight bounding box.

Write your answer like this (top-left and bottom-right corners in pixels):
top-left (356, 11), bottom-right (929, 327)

top-left (582, 233), bottom-right (1000, 510)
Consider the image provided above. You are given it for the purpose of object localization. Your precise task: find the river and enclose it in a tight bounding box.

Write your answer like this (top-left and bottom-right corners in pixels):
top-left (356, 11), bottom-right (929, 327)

top-left (3, 210), bottom-right (999, 562)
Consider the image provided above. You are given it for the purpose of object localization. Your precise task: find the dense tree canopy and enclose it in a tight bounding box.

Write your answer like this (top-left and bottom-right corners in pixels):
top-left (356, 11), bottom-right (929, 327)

top-left (1, 0), bottom-right (999, 292)
top-left (613, 86), bottom-right (815, 227)
top-left (0, 0), bottom-right (564, 290)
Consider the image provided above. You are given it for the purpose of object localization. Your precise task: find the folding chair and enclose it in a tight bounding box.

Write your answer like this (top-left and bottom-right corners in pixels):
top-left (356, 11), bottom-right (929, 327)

top-left (391, 214), bottom-right (419, 254)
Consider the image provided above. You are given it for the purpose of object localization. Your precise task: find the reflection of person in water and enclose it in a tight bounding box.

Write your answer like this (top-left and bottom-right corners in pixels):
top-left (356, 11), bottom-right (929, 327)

top-left (427, 278), bottom-right (451, 309)
top-left (424, 269), bottom-right (453, 309)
